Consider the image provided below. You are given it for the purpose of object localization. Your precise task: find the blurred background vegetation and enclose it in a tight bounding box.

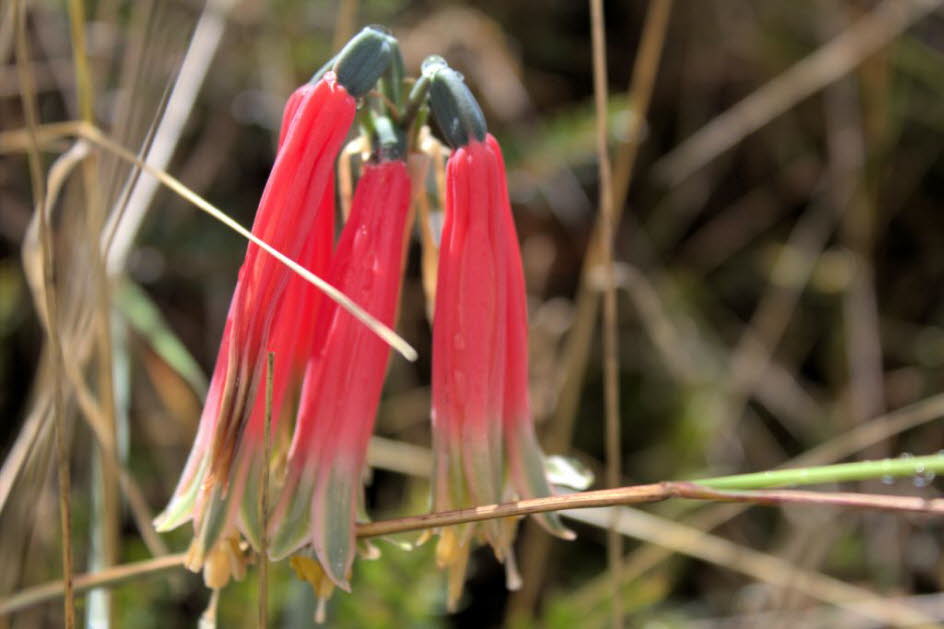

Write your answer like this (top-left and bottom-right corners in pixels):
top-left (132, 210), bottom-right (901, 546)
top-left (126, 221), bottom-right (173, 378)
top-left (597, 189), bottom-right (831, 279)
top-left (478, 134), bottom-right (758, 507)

top-left (2, 0), bottom-right (944, 626)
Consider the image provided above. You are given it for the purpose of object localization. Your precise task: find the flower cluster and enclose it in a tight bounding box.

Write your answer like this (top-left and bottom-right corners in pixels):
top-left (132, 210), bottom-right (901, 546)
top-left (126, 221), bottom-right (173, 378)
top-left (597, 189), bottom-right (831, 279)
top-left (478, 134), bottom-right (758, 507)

top-left (156, 27), bottom-right (573, 617)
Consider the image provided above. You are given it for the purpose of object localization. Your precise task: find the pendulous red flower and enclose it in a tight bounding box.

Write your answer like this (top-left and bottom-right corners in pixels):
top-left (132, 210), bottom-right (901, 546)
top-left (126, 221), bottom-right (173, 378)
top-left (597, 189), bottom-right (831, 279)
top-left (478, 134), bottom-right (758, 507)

top-left (154, 27), bottom-right (395, 586)
top-left (425, 60), bottom-right (574, 607)
top-left (268, 154), bottom-right (414, 595)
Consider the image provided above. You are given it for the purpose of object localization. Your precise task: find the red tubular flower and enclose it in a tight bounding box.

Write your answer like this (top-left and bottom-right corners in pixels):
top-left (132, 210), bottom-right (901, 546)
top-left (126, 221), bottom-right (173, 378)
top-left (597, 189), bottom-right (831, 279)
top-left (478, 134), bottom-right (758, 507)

top-left (426, 61), bottom-right (574, 607)
top-left (155, 28), bottom-right (395, 583)
top-left (268, 157), bottom-right (413, 592)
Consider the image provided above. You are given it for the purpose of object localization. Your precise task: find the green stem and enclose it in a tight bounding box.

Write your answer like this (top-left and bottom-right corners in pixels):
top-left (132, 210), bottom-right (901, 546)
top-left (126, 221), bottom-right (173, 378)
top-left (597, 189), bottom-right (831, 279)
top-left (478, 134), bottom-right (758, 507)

top-left (696, 454), bottom-right (943, 490)
top-left (401, 73), bottom-right (432, 131)
top-left (380, 40), bottom-right (405, 114)
top-left (371, 113), bottom-right (405, 161)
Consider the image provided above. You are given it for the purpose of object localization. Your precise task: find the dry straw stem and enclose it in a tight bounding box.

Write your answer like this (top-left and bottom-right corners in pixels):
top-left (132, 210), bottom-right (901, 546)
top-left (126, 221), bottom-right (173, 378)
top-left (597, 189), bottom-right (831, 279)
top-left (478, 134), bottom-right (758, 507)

top-left (511, 3), bottom-right (674, 622)
top-left (59, 323), bottom-right (168, 556)
top-left (332, 0), bottom-right (360, 51)
top-left (15, 138), bottom-right (165, 555)
top-left (2, 119), bottom-right (418, 361)
top-left (549, 0), bottom-right (672, 456)
top-left (653, 0), bottom-right (943, 186)
top-left (3, 454), bottom-right (942, 617)
top-left (104, 0), bottom-right (237, 275)
top-left (569, 507), bottom-right (935, 627)
top-left (356, 479), bottom-right (944, 539)
top-left (67, 1), bottom-right (121, 623)
top-left (14, 0), bottom-right (74, 626)
top-left (588, 0), bottom-right (623, 624)
top-left (572, 393), bottom-right (944, 615)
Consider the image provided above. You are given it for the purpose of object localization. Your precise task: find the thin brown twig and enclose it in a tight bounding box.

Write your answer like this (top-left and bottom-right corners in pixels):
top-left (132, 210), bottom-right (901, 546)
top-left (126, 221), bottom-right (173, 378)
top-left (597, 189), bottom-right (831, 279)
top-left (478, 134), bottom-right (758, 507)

top-left (0, 553), bottom-right (188, 617)
top-left (612, 0), bottom-right (673, 214)
top-left (511, 3), bottom-right (672, 623)
top-left (572, 393), bottom-right (944, 615)
top-left (568, 507), bottom-right (934, 627)
top-left (14, 1), bottom-right (75, 626)
top-left (332, 0), bottom-right (359, 52)
top-left (589, 0), bottom-right (623, 626)
top-left (70, 120), bottom-right (417, 361)
top-left (0, 120), bottom-right (87, 153)
top-left (357, 483), bottom-right (944, 538)
top-left (3, 480), bottom-right (942, 617)
top-left (549, 0), bottom-right (672, 456)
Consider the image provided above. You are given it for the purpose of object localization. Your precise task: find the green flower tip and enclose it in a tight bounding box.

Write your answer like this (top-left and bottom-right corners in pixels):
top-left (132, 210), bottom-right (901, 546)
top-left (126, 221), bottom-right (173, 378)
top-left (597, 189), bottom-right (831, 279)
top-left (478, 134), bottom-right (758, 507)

top-left (422, 56), bottom-right (487, 149)
top-left (333, 26), bottom-right (397, 98)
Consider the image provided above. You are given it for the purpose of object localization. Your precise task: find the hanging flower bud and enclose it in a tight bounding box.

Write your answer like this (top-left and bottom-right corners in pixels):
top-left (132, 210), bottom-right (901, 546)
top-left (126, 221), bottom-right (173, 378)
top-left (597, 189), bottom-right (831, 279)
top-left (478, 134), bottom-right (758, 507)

top-left (154, 27), bottom-right (396, 585)
top-left (268, 148), bottom-right (414, 597)
top-left (424, 59), bottom-right (574, 609)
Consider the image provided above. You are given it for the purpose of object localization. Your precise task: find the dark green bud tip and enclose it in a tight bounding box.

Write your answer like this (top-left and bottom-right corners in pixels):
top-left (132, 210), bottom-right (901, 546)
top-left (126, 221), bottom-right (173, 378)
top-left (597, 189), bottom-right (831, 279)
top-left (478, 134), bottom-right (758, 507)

top-left (422, 56), bottom-right (487, 148)
top-left (333, 26), bottom-right (396, 98)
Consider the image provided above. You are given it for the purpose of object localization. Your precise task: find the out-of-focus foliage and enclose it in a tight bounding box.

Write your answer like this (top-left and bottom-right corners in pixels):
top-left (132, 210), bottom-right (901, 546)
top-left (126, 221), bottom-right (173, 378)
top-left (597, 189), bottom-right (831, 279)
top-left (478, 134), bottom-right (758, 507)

top-left (2, 0), bottom-right (944, 627)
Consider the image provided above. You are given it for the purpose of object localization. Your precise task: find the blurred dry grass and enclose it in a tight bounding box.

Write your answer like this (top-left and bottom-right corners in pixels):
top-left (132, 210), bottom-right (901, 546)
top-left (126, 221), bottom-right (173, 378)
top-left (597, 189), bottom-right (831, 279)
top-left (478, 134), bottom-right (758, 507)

top-left (2, 0), bottom-right (944, 627)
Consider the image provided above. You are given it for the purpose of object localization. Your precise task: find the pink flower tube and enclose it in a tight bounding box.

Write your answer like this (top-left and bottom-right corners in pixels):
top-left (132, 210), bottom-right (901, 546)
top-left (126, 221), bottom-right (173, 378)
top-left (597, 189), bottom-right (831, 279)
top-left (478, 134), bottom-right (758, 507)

top-left (268, 157), bottom-right (413, 592)
top-left (155, 28), bottom-right (395, 584)
top-left (426, 60), bottom-right (574, 607)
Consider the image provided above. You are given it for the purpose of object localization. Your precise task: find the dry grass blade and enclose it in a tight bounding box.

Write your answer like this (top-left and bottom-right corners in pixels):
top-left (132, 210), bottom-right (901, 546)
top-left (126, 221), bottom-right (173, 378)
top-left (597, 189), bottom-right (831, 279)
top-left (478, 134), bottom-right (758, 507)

top-left (66, 1), bottom-right (121, 622)
top-left (0, 120), bottom-right (87, 153)
top-left (589, 0), bottom-right (623, 625)
top-left (14, 136), bottom-right (164, 555)
top-left (567, 507), bottom-right (935, 627)
top-left (510, 3), bottom-right (673, 621)
top-left (574, 394), bottom-right (944, 614)
top-left (59, 345), bottom-right (167, 556)
top-left (0, 554), bottom-right (188, 616)
top-left (104, 0), bottom-right (237, 274)
top-left (549, 0), bottom-right (672, 455)
top-left (13, 1), bottom-right (74, 626)
top-left (19, 140), bottom-right (89, 333)
top-left (73, 123), bottom-right (417, 361)
top-left (653, 0), bottom-right (943, 186)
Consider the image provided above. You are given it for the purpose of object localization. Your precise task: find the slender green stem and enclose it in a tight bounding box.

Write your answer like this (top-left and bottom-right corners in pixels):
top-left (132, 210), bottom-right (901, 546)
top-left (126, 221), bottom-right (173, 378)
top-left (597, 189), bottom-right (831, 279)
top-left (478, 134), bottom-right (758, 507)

top-left (380, 40), bottom-right (405, 116)
top-left (696, 454), bottom-right (943, 490)
top-left (3, 454), bottom-right (941, 616)
top-left (402, 73), bottom-right (432, 132)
